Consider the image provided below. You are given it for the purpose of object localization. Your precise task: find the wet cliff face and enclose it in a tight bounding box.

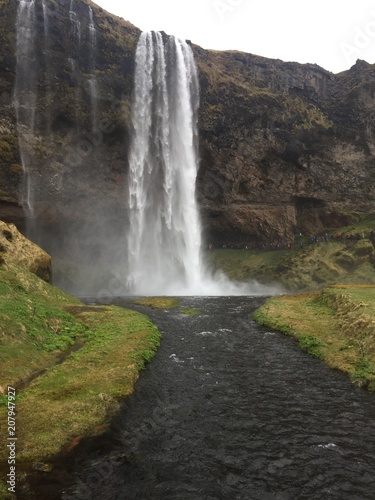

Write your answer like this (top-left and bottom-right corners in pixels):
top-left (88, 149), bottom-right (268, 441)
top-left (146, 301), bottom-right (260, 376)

top-left (1, 0), bottom-right (375, 245)
top-left (0, 0), bottom-right (140, 232)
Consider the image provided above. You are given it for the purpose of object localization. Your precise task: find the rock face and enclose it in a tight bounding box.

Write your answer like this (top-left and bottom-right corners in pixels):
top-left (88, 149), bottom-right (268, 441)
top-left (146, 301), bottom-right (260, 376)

top-left (195, 51), bottom-right (375, 243)
top-left (0, 0), bottom-right (375, 250)
top-left (0, 219), bottom-right (52, 282)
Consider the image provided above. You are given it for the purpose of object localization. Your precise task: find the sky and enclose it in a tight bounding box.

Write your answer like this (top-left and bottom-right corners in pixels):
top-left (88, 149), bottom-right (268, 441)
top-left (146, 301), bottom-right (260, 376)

top-left (92, 0), bottom-right (375, 74)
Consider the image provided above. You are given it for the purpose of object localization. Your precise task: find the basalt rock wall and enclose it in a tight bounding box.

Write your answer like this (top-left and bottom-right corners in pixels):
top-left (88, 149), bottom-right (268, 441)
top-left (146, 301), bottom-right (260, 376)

top-left (0, 0), bottom-right (375, 246)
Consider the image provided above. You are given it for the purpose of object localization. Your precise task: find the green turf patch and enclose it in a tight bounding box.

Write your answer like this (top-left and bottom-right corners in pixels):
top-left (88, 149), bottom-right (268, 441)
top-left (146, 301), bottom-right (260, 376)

top-left (133, 297), bottom-right (180, 309)
top-left (179, 307), bottom-right (201, 316)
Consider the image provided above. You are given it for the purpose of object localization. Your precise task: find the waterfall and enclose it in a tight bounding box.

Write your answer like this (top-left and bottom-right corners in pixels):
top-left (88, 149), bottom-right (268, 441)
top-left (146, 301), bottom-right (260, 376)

top-left (42, 0), bottom-right (52, 132)
top-left (127, 32), bottom-right (204, 295)
top-left (126, 32), bottom-right (276, 296)
top-left (68, 0), bottom-right (81, 129)
top-left (88, 6), bottom-right (96, 45)
top-left (14, 0), bottom-right (37, 220)
top-left (69, 0), bottom-right (81, 44)
top-left (88, 6), bottom-right (98, 132)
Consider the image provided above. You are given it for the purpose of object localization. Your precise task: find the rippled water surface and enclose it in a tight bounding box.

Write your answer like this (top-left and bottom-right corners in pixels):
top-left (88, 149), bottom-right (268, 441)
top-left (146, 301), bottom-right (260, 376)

top-left (32, 297), bottom-right (375, 499)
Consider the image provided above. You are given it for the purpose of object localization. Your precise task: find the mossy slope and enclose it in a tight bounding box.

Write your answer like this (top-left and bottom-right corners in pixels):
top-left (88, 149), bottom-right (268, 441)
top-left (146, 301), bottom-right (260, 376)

top-left (208, 216), bottom-right (375, 291)
top-left (0, 261), bottom-right (160, 464)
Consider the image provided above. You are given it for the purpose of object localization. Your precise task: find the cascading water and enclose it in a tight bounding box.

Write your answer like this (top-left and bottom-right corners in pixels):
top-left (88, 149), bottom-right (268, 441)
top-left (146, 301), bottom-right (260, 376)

top-left (68, 0), bottom-right (81, 128)
top-left (126, 32), bottom-right (275, 296)
top-left (69, 0), bottom-right (81, 43)
top-left (14, 0), bottom-right (37, 222)
top-left (41, 0), bottom-right (52, 132)
top-left (88, 6), bottom-right (98, 132)
top-left (126, 32), bottom-right (205, 295)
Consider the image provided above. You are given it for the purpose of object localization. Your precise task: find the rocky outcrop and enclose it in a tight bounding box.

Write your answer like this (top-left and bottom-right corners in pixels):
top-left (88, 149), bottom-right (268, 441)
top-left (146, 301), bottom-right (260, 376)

top-left (0, 220), bottom-right (51, 281)
top-left (0, 0), bottom-right (375, 248)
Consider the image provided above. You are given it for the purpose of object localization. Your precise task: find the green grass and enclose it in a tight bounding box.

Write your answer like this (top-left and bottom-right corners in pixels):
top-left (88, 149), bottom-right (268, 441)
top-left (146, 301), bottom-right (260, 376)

top-left (133, 297), bottom-right (180, 309)
top-left (0, 481), bottom-right (13, 500)
top-left (0, 306), bottom-right (160, 461)
top-left (0, 264), bottom-right (83, 388)
top-left (0, 264), bottom-right (161, 462)
top-left (336, 212), bottom-right (375, 236)
top-left (208, 237), bottom-right (375, 292)
top-left (179, 307), bottom-right (201, 316)
top-left (254, 285), bottom-right (375, 390)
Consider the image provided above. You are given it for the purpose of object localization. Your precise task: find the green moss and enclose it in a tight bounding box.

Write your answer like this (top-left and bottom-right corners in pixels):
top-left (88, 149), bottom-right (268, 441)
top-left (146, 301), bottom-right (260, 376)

top-left (0, 481), bottom-right (13, 500)
top-left (0, 135), bottom-right (17, 163)
top-left (0, 264), bottom-right (83, 386)
top-left (210, 230), bottom-right (375, 292)
top-left (334, 250), bottom-right (356, 270)
top-left (134, 297), bottom-right (180, 309)
top-left (2, 305), bottom-right (160, 462)
top-left (292, 101), bottom-right (333, 131)
top-left (179, 307), bottom-right (201, 316)
top-left (352, 238), bottom-right (374, 257)
top-left (298, 334), bottom-right (325, 358)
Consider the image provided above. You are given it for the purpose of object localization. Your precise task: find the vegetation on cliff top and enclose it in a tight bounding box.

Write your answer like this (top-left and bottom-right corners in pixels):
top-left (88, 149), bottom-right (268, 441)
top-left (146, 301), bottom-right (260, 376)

top-left (254, 285), bottom-right (375, 391)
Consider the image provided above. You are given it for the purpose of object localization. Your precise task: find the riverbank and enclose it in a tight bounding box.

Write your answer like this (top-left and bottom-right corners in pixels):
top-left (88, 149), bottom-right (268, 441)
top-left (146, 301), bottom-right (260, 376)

top-left (0, 261), bottom-right (160, 497)
top-left (254, 285), bottom-right (375, 391)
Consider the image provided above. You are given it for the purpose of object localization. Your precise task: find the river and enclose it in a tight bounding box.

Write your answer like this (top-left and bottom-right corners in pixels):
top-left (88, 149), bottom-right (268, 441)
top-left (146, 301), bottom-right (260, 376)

top-left (29, 296), bottom-right (375, 499)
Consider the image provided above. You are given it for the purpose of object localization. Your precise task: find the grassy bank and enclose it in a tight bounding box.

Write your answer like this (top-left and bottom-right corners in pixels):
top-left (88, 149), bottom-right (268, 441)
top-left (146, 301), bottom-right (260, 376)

top-left (254, 285), bottom-right (375, 391)
top-left (207, 213), bottom-right (375, 291)
top-left (208, 237), bottom-right (375, 291)
top-left (0, 263), bottom-right (160, 468)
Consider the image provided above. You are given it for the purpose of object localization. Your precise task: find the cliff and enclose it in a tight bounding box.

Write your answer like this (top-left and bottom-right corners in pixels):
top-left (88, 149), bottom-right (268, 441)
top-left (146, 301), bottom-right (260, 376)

top-left (0, 0), bottom-right (375, 250)
top-left (195, 50), bottom-right (375, 242)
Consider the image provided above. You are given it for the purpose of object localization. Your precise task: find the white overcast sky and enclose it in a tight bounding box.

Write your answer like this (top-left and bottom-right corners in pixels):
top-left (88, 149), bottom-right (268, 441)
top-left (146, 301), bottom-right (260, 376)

top-left (92, 0), bottom-right (375, 74)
